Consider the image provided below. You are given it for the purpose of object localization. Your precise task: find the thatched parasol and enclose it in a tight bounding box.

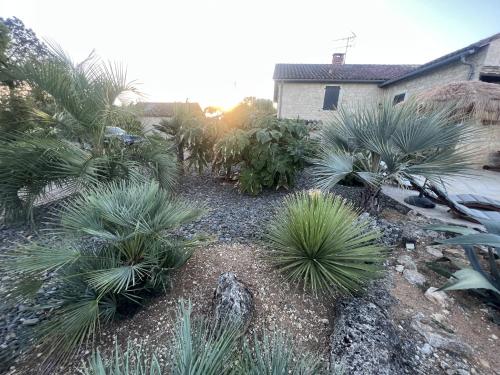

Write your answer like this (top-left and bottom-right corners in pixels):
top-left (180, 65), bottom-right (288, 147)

top-left (417, 81), bottom-right (500, 125)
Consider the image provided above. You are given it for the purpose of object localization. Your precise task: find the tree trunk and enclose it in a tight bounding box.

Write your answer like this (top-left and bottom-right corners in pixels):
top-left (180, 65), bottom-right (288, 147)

top-left (361, 185), bottom-right (382, 214)
top-left (177, 141), bottom-right (184, 174)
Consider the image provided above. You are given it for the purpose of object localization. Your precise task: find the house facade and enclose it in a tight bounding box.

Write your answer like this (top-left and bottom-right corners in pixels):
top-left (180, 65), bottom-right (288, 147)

top-left (273, 33), bottom-right (500, 122)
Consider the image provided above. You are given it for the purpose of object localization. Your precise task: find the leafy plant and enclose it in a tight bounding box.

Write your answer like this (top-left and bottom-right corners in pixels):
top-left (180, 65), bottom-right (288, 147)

top-left (0, 44), bottom-right (177, 222)
top-left (154, 105), bottom-right (216, 173)
top-left (240, 331), bottom-right (323, 374)
top-left (213, 116), bottom-right (312, 195)
top-left (313, 99), bottom-right (476, 213)
top-left (81, 341), bottom-right (162, 375)
top-left (171, 300), bottom-right (240, 375)
top-left (3, 181), bottom-right (203, 364)
top-left (429, 221), bottom-right (500, 295)
top-left (267, 191), bottom-right (384, 294)
top-left (82, 301), bottom-right (324, 375)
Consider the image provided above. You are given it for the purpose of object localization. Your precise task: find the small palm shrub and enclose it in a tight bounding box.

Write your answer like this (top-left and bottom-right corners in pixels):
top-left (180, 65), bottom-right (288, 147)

top-left (4, 181), bottom-right (203, 364)
top-left (240, 331), bottom-right (323, 374)
top-left (154, 106), bottom-right (217, 173)
top-left (313, 99), bottom-right (476, 213)
top-left (267, 191), bottom-right (384, 294)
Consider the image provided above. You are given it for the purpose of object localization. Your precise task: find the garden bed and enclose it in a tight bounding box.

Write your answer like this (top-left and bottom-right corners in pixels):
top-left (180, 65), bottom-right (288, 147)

top-left (1, 171), bottom-right (499, 375)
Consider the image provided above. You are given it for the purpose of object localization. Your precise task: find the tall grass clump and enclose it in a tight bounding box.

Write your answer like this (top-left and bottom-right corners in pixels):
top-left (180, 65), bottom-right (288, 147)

top-left (3, 180), bottom-right (203, 365)
top-left (267, 191), bottom-right (384, 294)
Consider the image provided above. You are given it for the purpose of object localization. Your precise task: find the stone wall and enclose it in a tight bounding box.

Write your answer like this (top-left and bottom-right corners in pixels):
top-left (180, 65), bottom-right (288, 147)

top-left (277, 81), bottom-right (381, 122)
top-left (383, 47), bottom-right (488, 100)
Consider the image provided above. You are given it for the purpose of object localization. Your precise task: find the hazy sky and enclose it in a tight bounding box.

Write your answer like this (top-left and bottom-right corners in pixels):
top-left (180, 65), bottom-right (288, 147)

top-left (1, 0), bottom-right (499, 108)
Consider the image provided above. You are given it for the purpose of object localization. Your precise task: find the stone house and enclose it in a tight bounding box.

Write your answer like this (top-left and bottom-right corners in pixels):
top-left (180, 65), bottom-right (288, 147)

top-left (134, 102), bottom-right (203, 134)
top-left (273, 32), bottom-right (500, 123)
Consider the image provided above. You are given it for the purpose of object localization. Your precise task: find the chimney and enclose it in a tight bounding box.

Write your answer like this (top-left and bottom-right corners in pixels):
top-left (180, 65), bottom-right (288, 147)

top-left (332, 53), bottom-right (345, 65)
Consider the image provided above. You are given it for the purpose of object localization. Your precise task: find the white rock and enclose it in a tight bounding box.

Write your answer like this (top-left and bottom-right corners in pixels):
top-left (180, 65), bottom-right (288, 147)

top-left (424, 287), bottom-right (448, 307)
top-left (420, 343), bottom-right (433, 355)
top-left (403, 269), bottom-right (427, 285)
top-left (395, 265), bottom-right (405, 273)
top-left (426, 246), bottom-right (444, 258)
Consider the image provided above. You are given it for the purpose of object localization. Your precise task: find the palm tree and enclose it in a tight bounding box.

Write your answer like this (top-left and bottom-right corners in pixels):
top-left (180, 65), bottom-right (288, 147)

top-left (0, 44), bottom-right (177, 222)
top-left (313, 99), bottom-right (476, 213)
top-left (4, 181), bottom-right (203, 367)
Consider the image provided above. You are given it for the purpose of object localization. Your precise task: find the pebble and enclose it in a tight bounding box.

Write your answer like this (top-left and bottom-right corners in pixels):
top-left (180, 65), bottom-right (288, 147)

top-left (21, 318), bottom-right (40, 325)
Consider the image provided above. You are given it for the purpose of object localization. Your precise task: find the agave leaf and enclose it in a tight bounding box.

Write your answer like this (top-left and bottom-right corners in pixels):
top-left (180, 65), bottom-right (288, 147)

top-left (438, 233), bottom-right (500, 247)
top-left (424, 224), bottom-right (478, 236)
top-left (439, 269), bottom-right (500, 294)
top-left (477, 219), bottom-right (500, 236)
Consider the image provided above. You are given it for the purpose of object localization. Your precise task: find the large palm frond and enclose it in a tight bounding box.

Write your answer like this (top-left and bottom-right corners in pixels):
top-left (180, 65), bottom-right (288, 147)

top-left (314, 99), bottom-right (477, 191)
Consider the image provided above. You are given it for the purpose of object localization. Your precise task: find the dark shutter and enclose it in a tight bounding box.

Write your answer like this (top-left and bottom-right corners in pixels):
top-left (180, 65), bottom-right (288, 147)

top-left (323, 86), bottom-right (340, 110)
top-left (393, 93), bottom-right (405, 105)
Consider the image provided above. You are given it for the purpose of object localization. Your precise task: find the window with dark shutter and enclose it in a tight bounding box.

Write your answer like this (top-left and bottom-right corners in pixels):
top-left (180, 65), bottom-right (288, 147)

top-left (393, 93), bottom-right (405, 105)
top-left (323, 86), bottom-right (340, 110)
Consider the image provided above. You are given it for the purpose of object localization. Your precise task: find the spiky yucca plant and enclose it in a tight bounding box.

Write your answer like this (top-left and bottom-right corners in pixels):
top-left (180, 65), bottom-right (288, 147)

top-left (267, 191), bottom-right (384, 294)
top-left (3, 181), bottom-right (202, 365)
top-left (240, 331), bottom-right (323, 375)
top-left (81, 342), bottom-right (162, 375)
top-left (313, 99), bottom-right (476, 213)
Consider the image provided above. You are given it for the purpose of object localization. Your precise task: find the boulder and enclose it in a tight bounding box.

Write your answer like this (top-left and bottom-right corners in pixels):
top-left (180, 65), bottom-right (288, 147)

top-left (330, 282), bottom-right (420, 374)
top-left (212, 272), bottom-right (254, 332)
top-left (403, 269), bottom-right (427, 286)
top-left (397, 254), bottom-right (417, 270)
top-left (424, 287), bottom-right (448, 307)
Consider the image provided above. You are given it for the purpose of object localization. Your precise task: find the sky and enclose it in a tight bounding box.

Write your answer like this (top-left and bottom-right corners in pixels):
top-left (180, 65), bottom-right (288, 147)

top-left (1, 0), bottom-right (500, 109)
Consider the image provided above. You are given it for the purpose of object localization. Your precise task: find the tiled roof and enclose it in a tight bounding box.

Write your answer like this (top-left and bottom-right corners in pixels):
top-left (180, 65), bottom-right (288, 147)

top-left (274, 33), bottom-right (500, 86)
top-left (135, 102), bottom-right (202, 117)
top-left (273, 63), bottom-right (419, 82)
top-left (380, 32), bottom-right (500, 87)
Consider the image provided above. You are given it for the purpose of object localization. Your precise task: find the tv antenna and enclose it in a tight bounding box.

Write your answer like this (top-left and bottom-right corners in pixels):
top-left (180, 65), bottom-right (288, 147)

top-left (332, 32), bottom-right (356, 61)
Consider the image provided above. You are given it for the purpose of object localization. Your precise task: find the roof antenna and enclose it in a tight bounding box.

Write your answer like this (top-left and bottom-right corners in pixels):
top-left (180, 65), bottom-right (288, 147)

top-left (331, 31), bottom-right (356, 63)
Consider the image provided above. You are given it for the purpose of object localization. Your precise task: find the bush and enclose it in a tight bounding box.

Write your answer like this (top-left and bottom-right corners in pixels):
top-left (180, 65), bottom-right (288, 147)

top-left (313, 99), bottom-right (476, 213)
top-left (240, 331), bottom-right (323, 374)
top-left (82, 301), bottom-right (323, 375)
top-left (4, 181), bottom-right (203, 364)
top-left (267, 191), bottom-right (384, 294)
top-left (0, 45), bottom-right (178, 223)
top-left (213, 117), bottom-right (312, 195)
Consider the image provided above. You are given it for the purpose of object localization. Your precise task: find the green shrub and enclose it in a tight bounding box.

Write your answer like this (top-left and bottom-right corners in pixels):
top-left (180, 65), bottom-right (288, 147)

top-left (82, 301), bottom-right (323, 375)
top-left (0, 44), bottom-right (178, 223)
top-left (81, 342), bottom-right (162, 375)
top-left (4, 181), bottom-right (203, 363)
top-left (240, 331), bottom-right (323, 374)
top-left (213, 117), bottom-right (312, 195)
top-left (154, 106), bottom-right (216, 173)
top-left (313, 99), bottom-right (476, 213)
top-left (267, 191), bottom-right (384, 294)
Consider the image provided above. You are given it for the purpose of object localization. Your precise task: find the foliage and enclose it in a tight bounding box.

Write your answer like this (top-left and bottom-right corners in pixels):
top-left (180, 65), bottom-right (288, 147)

top-left (170, 300), bottom-right (240, 375)
top-left (213, 116), bottom-right (312, 195)
top-left (240, 331), bottom-right (323, 374)
top-left (81, 342), bottom-right (162, 375)
top-left (82, 301), bottom-right (324, 375)
top-left (3, 181), bottom-right (202, 364)
top-left (267, 191), bottom-right (384, 294)
top-left (313, 99), bottom-right (476, 212)
top-left (430, 220), bottom-right (500, 295)
top-left (155, 105), bottom-right (216, 173)
top-left (0, 17), bottom-right (49, 66)
top-left (220, 96), bottom-right (276, 131)
top-left (0, 44), bottom-right (177, 222)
